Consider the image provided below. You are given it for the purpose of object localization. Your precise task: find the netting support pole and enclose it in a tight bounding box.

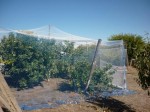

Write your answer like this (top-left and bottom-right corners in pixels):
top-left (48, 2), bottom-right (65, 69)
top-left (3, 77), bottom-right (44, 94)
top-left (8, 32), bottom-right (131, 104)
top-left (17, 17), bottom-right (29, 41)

top-left (86, 41), bottom-right (88, 52)
top-left (124, 43), bottom-right (129, 69)
top-left (49, 25), bottom-right (50, 39)
top-left (84, 39), bottom-right (101, 92)
top-left (123, 43), bottom-right (127, 89)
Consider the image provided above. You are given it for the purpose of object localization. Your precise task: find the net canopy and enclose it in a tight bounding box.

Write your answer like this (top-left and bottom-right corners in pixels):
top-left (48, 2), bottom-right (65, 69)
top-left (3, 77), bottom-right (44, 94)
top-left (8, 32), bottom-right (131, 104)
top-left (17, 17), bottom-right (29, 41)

top-left (0, 25), bottom-right (127, 110)
top-left (95, 40), bottom-right (127, 89)
top-left (0, 25), bottom-right (97, 44)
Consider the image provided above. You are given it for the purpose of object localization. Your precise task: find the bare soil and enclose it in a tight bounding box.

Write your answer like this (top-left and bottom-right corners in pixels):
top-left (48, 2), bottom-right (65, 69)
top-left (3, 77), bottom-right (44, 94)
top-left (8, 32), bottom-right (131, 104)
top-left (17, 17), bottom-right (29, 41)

top-left (11, 67), bottom-right (150, 112)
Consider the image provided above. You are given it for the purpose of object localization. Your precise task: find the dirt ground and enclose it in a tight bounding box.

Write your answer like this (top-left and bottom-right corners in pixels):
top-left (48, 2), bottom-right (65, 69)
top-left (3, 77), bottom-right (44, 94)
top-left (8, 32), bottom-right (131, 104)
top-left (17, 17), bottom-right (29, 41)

top-left (111, 67), bottom-right (150, 112)
top-left (11, 67), bottom-right (150, 112)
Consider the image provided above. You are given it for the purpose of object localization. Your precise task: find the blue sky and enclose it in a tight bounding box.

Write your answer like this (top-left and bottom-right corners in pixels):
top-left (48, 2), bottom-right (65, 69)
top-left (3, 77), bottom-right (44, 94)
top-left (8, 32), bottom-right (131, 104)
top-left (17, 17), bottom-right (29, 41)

top-left (0, 0), bottom-right (150, 41)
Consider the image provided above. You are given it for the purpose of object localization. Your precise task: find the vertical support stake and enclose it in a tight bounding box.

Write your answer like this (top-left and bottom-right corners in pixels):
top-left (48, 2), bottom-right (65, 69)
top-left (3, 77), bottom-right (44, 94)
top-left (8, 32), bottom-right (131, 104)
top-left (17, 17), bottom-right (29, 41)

top-left (84, 39), bottom-right (101, 92)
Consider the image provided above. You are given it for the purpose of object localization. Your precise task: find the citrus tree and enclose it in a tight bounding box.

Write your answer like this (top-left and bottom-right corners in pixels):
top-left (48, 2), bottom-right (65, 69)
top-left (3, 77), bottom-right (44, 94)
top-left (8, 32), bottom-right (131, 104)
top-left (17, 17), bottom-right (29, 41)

top-left (0, 33), bottom-right (44, 88)
top-left (0, 33), bottom-right (114, 91)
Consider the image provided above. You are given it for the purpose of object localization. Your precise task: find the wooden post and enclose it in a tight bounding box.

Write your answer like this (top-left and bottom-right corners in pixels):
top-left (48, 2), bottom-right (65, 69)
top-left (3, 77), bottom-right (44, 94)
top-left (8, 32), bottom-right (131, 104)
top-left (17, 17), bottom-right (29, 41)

top-left (0, 95), bottom-right (11, 111)
top-left (84, 39), bottom-right (101, 92)
top-left (0, 72), bottom-right (22, 112)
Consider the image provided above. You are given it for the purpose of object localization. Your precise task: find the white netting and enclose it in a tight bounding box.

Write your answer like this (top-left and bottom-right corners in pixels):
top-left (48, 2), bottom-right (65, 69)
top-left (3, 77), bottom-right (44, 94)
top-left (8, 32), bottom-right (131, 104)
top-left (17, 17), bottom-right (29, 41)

top-left (98, 40), bottom-right (126, 89)
top-left (0, 25), bottom-right (97, 47)
top-left (0, 26), bottom-right (127, 110)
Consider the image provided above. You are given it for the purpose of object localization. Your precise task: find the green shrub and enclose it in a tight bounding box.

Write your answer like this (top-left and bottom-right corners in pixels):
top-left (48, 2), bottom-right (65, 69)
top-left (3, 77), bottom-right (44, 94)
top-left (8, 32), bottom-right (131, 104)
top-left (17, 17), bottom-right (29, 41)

top-left (70, 60), bottom-right (90, 91)
top-left (135, 43), bottom-right (150, 94)
top-left (18, 78), bottom-right (27, 89)
top-left (0, 33), bottom-right (114, 91)
top-left (89, 64), bottom-right (114, 92)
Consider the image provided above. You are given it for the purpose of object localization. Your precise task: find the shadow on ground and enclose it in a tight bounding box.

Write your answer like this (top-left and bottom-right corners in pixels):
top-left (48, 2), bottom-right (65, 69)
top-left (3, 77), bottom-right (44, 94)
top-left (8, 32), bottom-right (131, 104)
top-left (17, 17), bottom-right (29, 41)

top-left (4, 75), bottom-right (42, 90)
top-left (87, 97), bottom-right (135, 112)
top-left (4, 75), bottom-right (17, 88)
top-left (57, 81), bottom-right (86, 92)
top-left (57, 82), bottom-right (74, 92)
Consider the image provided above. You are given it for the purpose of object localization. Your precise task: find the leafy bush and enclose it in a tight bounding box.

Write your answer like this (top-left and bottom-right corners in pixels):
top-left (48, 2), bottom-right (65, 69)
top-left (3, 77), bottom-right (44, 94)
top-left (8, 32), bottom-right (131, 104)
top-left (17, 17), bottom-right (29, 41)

top-left (0, 33), bottom-right (44, 88)
top-left (135, 42), bottom-right (150, 94)
top-left (0, 33), bottom-right (114, 91)
top-left (70, 60), bottom-right (90, 91)
top-left (88, 64), bottom-right (114, 92)
top-left (18, 78), bottom-right (27, 89)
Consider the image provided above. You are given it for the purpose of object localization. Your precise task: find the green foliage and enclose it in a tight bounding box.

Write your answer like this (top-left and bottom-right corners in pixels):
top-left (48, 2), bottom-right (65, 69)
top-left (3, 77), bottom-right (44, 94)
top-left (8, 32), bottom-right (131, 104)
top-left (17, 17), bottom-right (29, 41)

top-left (18, 78), bottom-right (27, 89)
top-left (0, 33), bottom-right (44, 88)
top-left (109, 34), bottom-right (145, 63)
top-left (89, 64), bottom-right (114, 92)
top-left (39, 39), bottom-right (59, 79)
top-left (0, 57), bottom-right (3, 63)
top-left (70, 60), bottom-right (90, 91)
top-left (0, 33), bottom-right (113, 91)
top-left (135, 42), bottom-right (150, 93)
